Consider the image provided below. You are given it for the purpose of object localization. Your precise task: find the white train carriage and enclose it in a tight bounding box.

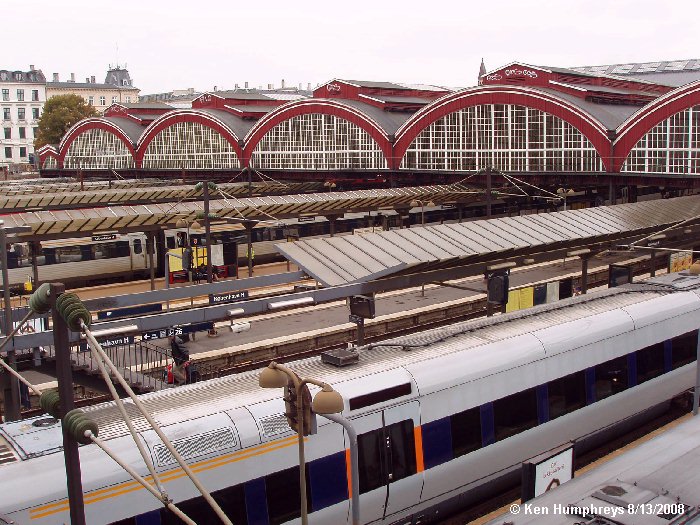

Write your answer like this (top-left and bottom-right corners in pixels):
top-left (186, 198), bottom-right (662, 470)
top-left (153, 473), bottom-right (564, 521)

top-left (1, 275), bottom-right (700, 524)
top-left (6, 233), bottom-right (149, 287)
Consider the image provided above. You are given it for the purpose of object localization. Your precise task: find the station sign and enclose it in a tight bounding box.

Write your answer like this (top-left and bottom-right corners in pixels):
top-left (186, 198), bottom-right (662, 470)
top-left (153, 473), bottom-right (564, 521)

top-left (298, 216), bottom-right (316, 222)
top-left (521, 443), bottom-right (574, 502)
top-left (97, 303), bottom-right (163, 321)
top-left (92, 233), bottom-right (118, 242)
top-left (141, 322), bottom-right (214, 341)
top-left (98, 334), bottom-right (135, 348)
top-left (209, 290), bottom-right (249, 305)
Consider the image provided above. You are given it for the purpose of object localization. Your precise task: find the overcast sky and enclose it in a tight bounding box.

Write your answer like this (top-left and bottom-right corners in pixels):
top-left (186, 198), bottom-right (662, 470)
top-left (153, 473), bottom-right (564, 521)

top-left (5, 0), bottom-right (697, 95)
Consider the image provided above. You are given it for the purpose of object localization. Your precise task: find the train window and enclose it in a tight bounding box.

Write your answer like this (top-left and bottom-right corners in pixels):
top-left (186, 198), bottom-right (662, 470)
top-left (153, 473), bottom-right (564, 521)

top-left (307, 451), bottom-right (348, 511)
top-left (422, 417), bottom-right (453, 468)
top-left (594, 355), bottom-right (629, 401)
top-left (57, 246), bottom-right (83, 263)
top-left (162, 490), bottom-right (246, 525)
top-left (133, 239), bottom-right (143, 255)
top-left (672, 330), bottom-right (698, 369)
top-left (493, 388), bottom-right (538, 441)
top-left (80, 244), bottom-right (95, 261)
top-left (43, 247), bottom-right (57, 265)
top-left (450, 406), bottom-right (482, 457)
top-left (116, 241), bottom-right (130, 257)
top-left (349, 383), bottom-right (412, 411)
top-left (166, 236), bottom-right (176, 249)
top-left (636, 343), bottom-right (665, 383)
top-left (212, 484), bottom-right (248, 525)
top-left (387, 419), bottom-right (417, 483)
top-left (548, 371), bottom-right (586, 420)
top-left (265, 465), bottom-right (310, 525)
top-left (357, 428), bottom-right (385, 493)
top-left (95, 242), bottom-right (119, 260)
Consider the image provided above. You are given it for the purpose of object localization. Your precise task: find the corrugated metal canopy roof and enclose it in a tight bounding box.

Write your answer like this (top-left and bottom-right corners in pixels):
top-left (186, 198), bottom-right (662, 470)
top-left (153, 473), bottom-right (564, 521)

top-left (0, 185), bottom-right (479, 238)
top-left (276, 195), bottom-right (700, 286)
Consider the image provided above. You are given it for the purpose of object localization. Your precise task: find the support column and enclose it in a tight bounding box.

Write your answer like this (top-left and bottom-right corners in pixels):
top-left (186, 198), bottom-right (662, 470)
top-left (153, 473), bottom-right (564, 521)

top-left (581, 255), bottom-right (590, 294)
top-left (245, 223), bottom-right (253, 277)
top-left (146, 231), bottom-right (156, 291)
top-left (457, 204), bottom-right (464, 223)
top-left (0, 226), bottom-right (19, 421)
top-left (486, 168), bottom-right (493, 219)
top-left (203, 181), bottom-right (213, 283)
top-left (30, 240), bottom-right (39, 287)
top-left (609, 181), bottom-right (616, 205)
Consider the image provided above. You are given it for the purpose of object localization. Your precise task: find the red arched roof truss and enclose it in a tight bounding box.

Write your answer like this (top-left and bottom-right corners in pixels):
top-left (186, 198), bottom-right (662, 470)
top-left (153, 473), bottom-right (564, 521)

top-left (59, 119), bottom-right (137, 166)
top-left (614, 80), bottom-right (700, 172)
top-left (394, 86), bottom-right (612, 172)
top-left (37, 145), bottom-right (60, 167)
top-left (136, 111), bottom-right (243, 165)
top-left (243, 99), bottom-right (393, 168)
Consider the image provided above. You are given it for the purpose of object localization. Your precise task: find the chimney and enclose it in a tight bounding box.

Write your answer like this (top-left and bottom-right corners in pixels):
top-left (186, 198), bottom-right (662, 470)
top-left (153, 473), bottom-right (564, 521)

top-left (214, 85), bottom-right (217, 92)
top-left (53, 73), bottom-right (59, 82)
top-left (30, 65), bottom-right (35, 71)
top-left (86, 77), bottom-right (90, 83)
top-left (70, 73), bottom-right (75, 82)
top-left (244, 81), bottom-right (248, 89)
top-left (307, 83), bottom-right (311, 90)
top-left (235, 83), bottom-right (239, 89)
top-left (299, 83), bottom-right (302, 89)
top-left (267, 83), bottom-right (273, 90)
top-left (281, 79), bottom-right (285, 88)
top-left (91, 75), bottom-right (95, 83)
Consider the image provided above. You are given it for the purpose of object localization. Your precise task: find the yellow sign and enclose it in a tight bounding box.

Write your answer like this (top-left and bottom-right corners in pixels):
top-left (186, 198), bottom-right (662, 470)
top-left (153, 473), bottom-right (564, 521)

top-left (670, 251), bottom-right (693, 273)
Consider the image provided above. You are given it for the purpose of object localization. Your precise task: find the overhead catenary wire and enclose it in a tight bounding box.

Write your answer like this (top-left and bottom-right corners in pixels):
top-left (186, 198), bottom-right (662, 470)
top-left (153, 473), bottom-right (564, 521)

top-left (79, 319), bottom-right (235, 525)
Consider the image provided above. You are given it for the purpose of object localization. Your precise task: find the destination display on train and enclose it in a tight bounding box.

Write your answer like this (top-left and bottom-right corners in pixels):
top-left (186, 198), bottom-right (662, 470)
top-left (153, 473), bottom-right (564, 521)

top-left (208, 290), bottom-right (249, 305)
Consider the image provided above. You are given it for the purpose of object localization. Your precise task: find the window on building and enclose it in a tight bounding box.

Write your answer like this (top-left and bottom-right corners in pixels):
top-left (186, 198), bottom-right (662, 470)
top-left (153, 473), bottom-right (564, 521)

top-left (112, 96), bottom-right (117, 103)
top-left (19, 146), bottom-right (26, 158)
top-left (1, 89), bottom-right (8, 101)
top-left (494, 387), bottom-right (539, 441)
top-left (548, 370), bottom-right (587, 419)
top-left (31, 90), bottom-right (39, 101)
top-left (16, 89), bottom-right (24, 101)
top-left (4, 147), bottom-right (11, 159)
top-left (2, 108), bottom-right (9, 120)
top-left (18, 127), bottom-right (25, 139)
top-left (33, 127), bottom-right (38, 138)
top-left (17, 108), bottom-right (25, 120)
top-left (100, 96), bottom-right (106, 106)
top-left (126, 96), bottom-right (131, 103)
top-left (3, 128), bottom-right (10, 139)
top-left (32, 107), bottom-right (39, 119)
top-left (88, 96), bottom-right (94, 106)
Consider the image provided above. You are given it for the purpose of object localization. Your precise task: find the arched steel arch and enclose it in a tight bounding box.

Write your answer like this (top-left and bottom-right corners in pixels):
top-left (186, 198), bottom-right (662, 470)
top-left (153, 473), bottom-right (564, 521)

top-left (37, 145), bottom-right (60, 168)
top-left (394, 86), bottom-right (612, 172)
top-left (59, 119), bottom-right (137, 166)
top-left (243, 99), bottom-right (393, 168)
top-left (614, 80), bottom-right (700, 172)
top-left (136, 110), bottom-right (244, 166)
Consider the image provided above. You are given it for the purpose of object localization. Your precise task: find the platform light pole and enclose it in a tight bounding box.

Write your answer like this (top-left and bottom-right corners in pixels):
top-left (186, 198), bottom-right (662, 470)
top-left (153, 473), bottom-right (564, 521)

top-left (0, 220), bottom-right (31, 421)
top-left (410, 199), bottom-right (435, 226)
top-left (259, 363), bottom-right (345, 525)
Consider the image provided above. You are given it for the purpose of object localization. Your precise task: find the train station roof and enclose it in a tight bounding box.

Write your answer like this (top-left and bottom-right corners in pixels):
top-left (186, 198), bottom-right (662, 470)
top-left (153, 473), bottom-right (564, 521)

top-left (0, 184), bottom-right (479, 239)
top-left (0, 180), bottom-right (327, 213)
top-left (276, 195), bottom-right (700, 286)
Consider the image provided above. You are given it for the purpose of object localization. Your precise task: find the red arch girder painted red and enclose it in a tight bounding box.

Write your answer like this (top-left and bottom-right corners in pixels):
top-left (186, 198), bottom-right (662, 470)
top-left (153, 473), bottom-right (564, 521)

top-left (243, 102), bottom-right (393, 169)
top-left (394, 89), bottom-right (612, 172)
top-left (136, 113), bottom-right (243, 166)
top-left (59, 121), bottom-right (136, 165)
top-left (614, 84), bottom-right (700, 172)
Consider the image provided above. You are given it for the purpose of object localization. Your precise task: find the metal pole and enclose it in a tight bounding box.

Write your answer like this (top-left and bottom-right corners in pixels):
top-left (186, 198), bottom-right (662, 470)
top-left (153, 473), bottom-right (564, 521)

top-left (164, 252), bottom-right (170, 313)
top-left (581, 256), bottom-right (589, 294)
top-left (147, 231), bottom-right (156, 291)
top-left (421, 203), bottom-right (426, 225)
top-left (694, 330), bottom-right (700, 416)
top-left (650, 249), bottom-right (657, 277)
top-left (247, 167), bottom-right (252, 198)
top-left (356, 317), bottom-right (365, 346)
top-left (295, 378), bottom-right (309, 525)
top-left (321, 413), bottom-right (360, 525)
top-left (486, 168), bottom-right (492, 219)
top-left (0, 223), bottom-right (20, 421)
top-left (202, 181), bottom-right (213, 284)
top-left (30, 240), bottom-right (39, 287)
top-left (51, 282), bottom-right (87, 525)
top-left (246, 223), bottom-right (253, 277)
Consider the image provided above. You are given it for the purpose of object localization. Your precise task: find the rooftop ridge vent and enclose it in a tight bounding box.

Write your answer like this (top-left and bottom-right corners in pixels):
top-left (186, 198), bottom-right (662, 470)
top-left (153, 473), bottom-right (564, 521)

top-left (152, 427), bottom-right (237, 466)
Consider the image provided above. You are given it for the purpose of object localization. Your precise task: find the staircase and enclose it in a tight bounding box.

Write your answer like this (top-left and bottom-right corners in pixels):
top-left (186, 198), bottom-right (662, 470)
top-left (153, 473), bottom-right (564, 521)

top-left (41, 339), bottom-right (172, 394)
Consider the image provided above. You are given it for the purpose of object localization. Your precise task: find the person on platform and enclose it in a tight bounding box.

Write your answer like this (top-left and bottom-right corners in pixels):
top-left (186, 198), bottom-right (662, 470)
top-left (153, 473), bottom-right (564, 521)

top-left (169, 336), bottom-right (190, 385)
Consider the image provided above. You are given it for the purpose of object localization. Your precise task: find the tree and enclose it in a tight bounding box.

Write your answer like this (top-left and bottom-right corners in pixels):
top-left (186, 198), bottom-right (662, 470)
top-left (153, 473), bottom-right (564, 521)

top-left (34, 94), bottom-right (98, 149)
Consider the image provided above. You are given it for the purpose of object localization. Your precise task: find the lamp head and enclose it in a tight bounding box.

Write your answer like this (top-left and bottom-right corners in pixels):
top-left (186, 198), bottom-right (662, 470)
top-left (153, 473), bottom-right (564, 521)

top-left (410, 200), bottom-right (419, 207)
top-left (689, 261), bottom-right (700, 275)
top-left (176, 218), bottom-right (187, 228)
top-left (312, 385), bottom-right (344, 414)
top-left (191, 220), bottom-right (202, 230)
top-left (258, 364), bottom-right (288, 388)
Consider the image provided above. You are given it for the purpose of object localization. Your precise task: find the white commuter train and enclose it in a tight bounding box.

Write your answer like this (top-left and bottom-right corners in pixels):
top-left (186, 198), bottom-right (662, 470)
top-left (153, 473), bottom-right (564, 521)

top-left (1, 274), bottom-right (699, 525)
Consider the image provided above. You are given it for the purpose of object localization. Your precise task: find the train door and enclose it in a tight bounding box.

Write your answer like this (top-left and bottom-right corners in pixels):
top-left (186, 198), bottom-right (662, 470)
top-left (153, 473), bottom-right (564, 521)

top-left (129, 235), bottom-right (147, 270)
top-left (350, 401), bottom-right (423, 524)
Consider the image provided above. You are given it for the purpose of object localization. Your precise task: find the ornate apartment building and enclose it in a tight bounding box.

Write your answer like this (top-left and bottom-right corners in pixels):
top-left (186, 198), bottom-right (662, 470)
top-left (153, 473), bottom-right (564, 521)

top-left (46, 66), bottom-right (140, 114)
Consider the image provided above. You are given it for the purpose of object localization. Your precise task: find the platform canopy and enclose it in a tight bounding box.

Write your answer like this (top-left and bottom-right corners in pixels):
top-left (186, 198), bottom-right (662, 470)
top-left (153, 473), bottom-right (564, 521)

top-left (276, 195), bottom-right (700, 286)
top-left (0, 184), bottom-right (479, 239)
top-left (0, 180), bottom-right (328, 213)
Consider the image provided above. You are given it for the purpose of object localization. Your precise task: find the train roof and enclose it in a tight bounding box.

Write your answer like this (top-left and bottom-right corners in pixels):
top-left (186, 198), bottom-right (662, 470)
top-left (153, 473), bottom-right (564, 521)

top-left (3, 274), bottom-right (700, 461)
top-left (485, 414), bottom-right (700, 524)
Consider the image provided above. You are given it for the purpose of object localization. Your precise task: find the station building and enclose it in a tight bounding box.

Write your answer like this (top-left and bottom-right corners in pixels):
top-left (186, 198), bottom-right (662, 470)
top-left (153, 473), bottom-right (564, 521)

top-left (38, 59), bottom-right (700, 191)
